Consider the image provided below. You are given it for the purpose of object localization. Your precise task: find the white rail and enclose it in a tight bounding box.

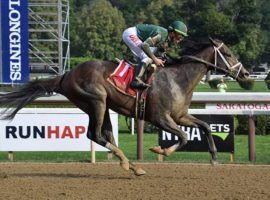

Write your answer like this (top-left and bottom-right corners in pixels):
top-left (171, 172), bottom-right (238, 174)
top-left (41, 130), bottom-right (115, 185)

top-left (33, 92), bottom-right (270, 116)
top-left (191, 92), bottom-right (270, 103)
top-left (34, 92), bottom-right (270, 103)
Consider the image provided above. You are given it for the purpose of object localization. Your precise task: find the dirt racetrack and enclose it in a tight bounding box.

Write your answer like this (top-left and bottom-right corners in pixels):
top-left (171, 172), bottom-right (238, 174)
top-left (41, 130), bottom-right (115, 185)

top-left (0, 162), bottom-right (269, 200)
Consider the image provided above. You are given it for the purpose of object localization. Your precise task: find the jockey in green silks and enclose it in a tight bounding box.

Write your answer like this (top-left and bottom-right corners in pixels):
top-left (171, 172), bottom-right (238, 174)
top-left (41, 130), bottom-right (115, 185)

top-left (122, 20), bottom-right (188, 89)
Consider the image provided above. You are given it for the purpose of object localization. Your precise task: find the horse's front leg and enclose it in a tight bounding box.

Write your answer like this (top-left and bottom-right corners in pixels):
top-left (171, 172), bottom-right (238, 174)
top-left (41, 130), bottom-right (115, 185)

top-left (175, 114), bottom-right (218, 165)
top-left (105, 143), bottom-right (146, 176)
top-left (149, 114), bottom-right (188, 156)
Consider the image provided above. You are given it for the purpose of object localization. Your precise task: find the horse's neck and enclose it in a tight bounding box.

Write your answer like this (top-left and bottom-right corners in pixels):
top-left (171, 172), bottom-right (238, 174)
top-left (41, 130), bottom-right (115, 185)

top-left (177, 48), bottom-right (213, 93)
top-left (184, 62), bottom-right (208, 92)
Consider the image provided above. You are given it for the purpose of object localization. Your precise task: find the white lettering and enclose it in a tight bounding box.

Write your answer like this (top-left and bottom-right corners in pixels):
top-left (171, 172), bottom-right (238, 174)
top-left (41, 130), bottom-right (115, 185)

top-left (224, 124), bottom-right (230, 132)
top-left (210, 124), bottom-right (230, 132)
top-left (162, 132), bottom-right (172, 140)
top-left (9, 0), bottom-right (22, 81)
top-left (9, 9), bottom-right (20, 21)
top-left (9, 0), bottom-right (20, 9)
top-left (190, 128), bottom-right (201, 141)
top-left (162, 126), bottom-right (202, 142)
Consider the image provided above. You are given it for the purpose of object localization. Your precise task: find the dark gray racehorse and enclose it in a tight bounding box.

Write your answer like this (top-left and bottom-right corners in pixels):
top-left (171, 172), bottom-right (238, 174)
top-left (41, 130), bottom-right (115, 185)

top-left (0, 38), bottom-right (252, 175)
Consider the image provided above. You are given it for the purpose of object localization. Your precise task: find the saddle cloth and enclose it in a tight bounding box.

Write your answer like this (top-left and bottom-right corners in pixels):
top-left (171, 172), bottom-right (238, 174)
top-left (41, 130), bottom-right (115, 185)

top-left (107, 60), bottom-right (137, 97)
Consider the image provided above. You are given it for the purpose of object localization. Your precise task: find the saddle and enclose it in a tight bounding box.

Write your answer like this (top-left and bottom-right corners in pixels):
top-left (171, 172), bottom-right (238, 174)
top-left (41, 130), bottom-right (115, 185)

top-left (107, 59), bottom-right (156, 97)
top-left (107, 59), bottom-right (156, 119)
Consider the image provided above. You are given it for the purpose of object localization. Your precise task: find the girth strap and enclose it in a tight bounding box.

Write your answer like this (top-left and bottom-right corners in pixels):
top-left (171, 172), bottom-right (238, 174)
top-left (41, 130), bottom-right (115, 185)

top-left (135, 90), bottom-right (147, 120)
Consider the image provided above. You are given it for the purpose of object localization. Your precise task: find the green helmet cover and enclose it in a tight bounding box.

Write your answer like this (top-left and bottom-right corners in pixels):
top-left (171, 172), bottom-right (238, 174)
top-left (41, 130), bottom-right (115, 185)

top-left (168, 21), bottom-right (188, 37)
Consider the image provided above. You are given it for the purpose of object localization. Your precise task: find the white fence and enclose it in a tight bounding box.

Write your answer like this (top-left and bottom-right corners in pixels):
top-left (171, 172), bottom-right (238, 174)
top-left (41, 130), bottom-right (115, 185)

top-left (35, 92), bottom-right (270, 105)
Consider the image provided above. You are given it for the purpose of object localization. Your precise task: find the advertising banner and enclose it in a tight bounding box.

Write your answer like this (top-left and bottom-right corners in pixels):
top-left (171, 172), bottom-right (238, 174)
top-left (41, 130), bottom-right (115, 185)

top-left (0, 108), bottom-right (118, 151)
top-left (0, 0), bottom-right (29, 83)
top-left (159, 115), bottom-right (234, 152)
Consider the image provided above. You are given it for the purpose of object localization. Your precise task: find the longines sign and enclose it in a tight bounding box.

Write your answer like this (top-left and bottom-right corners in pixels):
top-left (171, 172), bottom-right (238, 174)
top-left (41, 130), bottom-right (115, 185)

top-left (0, 0), bottom-right (29, 83)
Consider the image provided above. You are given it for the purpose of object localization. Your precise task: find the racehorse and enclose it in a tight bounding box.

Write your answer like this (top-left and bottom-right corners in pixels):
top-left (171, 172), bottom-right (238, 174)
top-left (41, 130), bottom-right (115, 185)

top-left (0, 38), bottom-right (252, 176)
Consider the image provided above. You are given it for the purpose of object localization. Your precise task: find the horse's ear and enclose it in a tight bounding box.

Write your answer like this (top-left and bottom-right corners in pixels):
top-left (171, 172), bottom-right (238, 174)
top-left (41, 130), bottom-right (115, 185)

top-left (209, 37), bottom-right (218, 46)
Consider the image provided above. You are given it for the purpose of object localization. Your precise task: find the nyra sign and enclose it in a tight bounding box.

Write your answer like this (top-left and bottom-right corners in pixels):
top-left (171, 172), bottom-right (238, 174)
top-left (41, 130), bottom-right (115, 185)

top-left (0, 108), bottom-right (118, 151)
top-left (159, 115), bottom-right (234, 152)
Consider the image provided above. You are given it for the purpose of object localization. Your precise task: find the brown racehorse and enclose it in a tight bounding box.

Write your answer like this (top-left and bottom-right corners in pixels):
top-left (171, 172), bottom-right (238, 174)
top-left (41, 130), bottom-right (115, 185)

top-left (0, 38), bottom-right (252, 175)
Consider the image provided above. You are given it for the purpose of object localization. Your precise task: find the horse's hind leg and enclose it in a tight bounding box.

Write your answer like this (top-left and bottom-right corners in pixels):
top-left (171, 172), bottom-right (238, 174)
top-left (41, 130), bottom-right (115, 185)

top-left (176, 114), bottom-right (218, 165)
top-left (69, 84), bottom-right (145, 175)
top-left (150, 114), bottom-right (188, 156)
top-left (101, 109), bottom-right (117, 146)
top-left (87, 111), bottom-right (130, 171)
top-left (101, 109), bottom-right (146, 176)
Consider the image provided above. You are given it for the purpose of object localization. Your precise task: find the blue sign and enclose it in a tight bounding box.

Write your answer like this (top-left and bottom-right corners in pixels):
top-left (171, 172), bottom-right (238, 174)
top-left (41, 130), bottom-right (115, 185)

top-left (1, 0), bottom-right (29, 83)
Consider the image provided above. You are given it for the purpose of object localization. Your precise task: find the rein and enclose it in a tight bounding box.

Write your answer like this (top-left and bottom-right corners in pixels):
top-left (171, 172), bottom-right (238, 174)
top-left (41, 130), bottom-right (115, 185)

top-left (181, 55), bottom-right (230, 74)
top-left (182, 43), bottom-right (243, 79)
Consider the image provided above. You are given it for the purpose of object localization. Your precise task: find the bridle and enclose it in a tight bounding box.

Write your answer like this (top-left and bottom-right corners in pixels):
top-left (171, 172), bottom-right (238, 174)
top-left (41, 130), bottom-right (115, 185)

top-left (214, 43), bottom-right (243, 78)
top-left (183, 42), bottom-right (243, 79)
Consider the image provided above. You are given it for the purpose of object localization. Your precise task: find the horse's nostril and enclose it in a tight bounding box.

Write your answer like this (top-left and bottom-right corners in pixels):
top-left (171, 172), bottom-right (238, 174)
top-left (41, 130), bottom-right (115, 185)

top-left (245, 72), bottom-right (250, 77)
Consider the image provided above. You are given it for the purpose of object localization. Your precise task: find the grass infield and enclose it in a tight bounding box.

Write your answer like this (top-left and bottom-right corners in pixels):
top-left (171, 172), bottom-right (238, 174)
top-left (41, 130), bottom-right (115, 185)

top-left (195, 79), bottom-right (268, 92)
top-left (0, 124), bottom-right (269, 164)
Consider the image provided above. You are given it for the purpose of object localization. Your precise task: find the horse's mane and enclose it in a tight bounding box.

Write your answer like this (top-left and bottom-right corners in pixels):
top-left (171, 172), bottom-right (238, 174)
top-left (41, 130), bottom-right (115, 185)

top-left (180, 39), bottom-right (212, 56)
top-left (165, 39), bottom-right (213, 66)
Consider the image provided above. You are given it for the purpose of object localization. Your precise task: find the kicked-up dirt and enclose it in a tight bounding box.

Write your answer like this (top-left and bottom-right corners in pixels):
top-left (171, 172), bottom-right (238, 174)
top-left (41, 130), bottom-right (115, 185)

top-left (0, 162), bottom-right (269, 200)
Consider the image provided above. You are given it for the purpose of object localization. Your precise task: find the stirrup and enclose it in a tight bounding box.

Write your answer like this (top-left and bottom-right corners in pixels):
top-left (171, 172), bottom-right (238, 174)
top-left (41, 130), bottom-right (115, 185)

top-left (136, 78), bottom-right (151, 88)
top-left (130, 80), bottom-right (150, 90)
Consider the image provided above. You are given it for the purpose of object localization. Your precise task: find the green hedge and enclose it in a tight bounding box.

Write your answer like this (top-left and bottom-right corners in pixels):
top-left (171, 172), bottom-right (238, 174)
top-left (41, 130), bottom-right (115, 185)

top-left (235, 115), bottom-right (270, 135)
top-left (208, 78), bottom-right (221, 89)
top-left (70, 57), bottom-right (95, 69)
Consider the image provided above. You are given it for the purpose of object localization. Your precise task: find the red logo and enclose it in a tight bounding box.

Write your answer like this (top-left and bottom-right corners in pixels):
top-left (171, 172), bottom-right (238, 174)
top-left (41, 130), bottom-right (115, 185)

top-left (129, 35), bottom-right (141, 45)
top-left (6, 125), bottom-right (86, 139)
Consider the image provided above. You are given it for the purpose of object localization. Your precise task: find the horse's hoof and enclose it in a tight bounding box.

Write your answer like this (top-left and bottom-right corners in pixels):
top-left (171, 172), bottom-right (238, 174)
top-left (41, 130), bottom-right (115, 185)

top-left (149, 146), bottom-right (171, 156)
top-left (210, 159), bottom-right (219, 166)
top-left (134, 167), bottom-right (146, 176)
top-left (149, 146), bottom-right (164, 155)
top-left (163, 148), bottom-right (171, 157)
top-left (128, 161), bottom-right (146, 176)
top-left (120, 161), bottom-right (130, 171)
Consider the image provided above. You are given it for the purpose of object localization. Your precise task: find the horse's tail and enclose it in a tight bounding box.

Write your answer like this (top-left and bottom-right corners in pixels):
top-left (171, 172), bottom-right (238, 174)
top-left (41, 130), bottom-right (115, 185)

top-left (0, 75), bottom-right (64, 120)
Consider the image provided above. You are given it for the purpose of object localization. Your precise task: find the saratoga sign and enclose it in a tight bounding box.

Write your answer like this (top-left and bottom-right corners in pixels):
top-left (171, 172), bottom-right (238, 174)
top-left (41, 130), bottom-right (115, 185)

top-left (214, 103), bottom-right (270, 110)
top-left (159, 115), bottom-right (234, 152)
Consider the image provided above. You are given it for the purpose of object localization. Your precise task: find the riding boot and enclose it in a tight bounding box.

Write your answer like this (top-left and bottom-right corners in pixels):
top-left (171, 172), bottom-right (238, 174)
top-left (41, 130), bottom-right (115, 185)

top-left (130, 62), bottom-right (150, 89)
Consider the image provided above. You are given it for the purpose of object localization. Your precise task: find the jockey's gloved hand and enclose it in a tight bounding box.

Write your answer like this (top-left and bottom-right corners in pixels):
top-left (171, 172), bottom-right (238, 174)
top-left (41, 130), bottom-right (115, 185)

top-left (161, 53), bottom-right (175, 65)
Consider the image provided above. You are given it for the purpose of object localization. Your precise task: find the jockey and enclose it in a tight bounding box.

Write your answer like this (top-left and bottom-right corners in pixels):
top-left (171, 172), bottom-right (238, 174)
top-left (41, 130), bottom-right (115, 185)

top-left (122, 20), bottom-right (188, 89)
